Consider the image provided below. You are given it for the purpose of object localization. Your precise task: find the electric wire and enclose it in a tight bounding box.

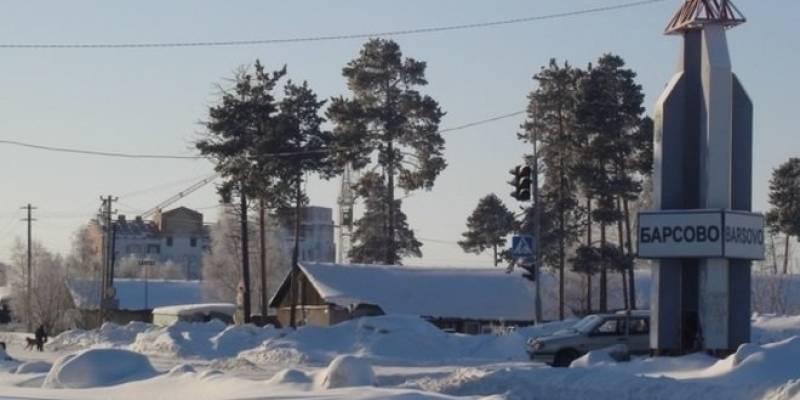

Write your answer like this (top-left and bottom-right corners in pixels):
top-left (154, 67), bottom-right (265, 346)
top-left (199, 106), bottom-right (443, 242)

top-left (0, 0), bottom-right (665, 49)
top-left (0, 109), bottom-right (527, 160)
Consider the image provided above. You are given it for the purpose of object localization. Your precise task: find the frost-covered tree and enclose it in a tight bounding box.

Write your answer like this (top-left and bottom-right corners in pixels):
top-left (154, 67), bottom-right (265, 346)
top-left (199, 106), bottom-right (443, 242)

top-left (8, 238), bottom-right (75, 333)
top-left (202, 205), bottom-right (291, 313)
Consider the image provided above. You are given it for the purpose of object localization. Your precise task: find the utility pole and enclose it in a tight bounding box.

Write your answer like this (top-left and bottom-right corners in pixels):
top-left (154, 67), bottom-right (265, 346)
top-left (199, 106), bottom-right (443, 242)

top-left (98, 195), bottom-right (117, 321)
top-left (20, 204), bottom-right (36, 332)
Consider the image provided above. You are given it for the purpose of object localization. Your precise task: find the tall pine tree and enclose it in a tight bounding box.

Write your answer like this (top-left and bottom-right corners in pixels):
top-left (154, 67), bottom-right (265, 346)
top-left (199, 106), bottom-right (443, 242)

top-left (328, 39), bottom-right (445, 265)
top-left (523, 59), bottom-right (583, 320)
top-left (575, 54), bottom-right (645, 312)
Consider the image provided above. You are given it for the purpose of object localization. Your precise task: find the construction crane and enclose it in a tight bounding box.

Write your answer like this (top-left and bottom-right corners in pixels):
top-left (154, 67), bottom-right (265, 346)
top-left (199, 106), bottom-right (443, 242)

top-left (337, 164), bottom-right (356, 263)
top-left (138, 174), bottom-right (218, 219)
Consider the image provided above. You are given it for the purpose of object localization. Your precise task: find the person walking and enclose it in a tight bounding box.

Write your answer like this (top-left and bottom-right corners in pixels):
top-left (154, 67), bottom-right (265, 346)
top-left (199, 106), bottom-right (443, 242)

top-left (34, 325), bottom-right (47, 352)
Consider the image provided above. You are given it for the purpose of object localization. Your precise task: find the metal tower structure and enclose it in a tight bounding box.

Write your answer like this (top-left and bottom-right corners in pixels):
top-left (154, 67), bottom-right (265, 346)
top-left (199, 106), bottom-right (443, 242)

top-left (337, 164), bottom-right (356, 263)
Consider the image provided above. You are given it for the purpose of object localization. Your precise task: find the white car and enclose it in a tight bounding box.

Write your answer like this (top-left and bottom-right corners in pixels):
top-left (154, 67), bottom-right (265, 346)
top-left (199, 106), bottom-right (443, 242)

top-left (526, 310), bottom-right (651, 367)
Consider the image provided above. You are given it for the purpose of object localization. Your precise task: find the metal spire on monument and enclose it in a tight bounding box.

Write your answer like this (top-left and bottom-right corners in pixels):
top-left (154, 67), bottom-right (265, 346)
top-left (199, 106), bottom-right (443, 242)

top-left (665, 0), bottom-right (746, 34)
top-left (639, 0), bottom-right (763, 356)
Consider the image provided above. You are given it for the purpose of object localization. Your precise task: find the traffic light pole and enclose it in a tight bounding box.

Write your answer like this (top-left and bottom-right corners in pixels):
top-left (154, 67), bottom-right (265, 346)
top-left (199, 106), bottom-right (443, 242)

top-left (530, 124), bottom-right (543, 324)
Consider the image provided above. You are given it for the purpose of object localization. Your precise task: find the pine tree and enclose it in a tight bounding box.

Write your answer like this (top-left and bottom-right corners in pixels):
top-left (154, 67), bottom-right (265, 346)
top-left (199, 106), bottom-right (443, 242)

top-left (349, 172), bottom-right (421, 264)
top-left (458, 194), bottom-right (517, 266)
top-left (766, 158), bottom-right (800, 274)
top-left (328, 39), bottom-right (445, 265)
top-left (575, 54), bottom-right (645, 312)
top-left (523, 59), bottom-right (584, 319)
top-left (196, 61), bottom-right (287, 323)
top-left (264, 79), bottom-right (337, 328)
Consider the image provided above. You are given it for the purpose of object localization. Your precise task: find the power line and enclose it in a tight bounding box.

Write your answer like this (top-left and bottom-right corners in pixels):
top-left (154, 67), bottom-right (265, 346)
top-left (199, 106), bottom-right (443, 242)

top-left (0, 139), bottom-right (205, 160)
top-left (0, 109), bottom-right (526, 160)
top-left (0, 0), bottom-right (665, 49)
top-left (440, 110), bottom-right (526, 134)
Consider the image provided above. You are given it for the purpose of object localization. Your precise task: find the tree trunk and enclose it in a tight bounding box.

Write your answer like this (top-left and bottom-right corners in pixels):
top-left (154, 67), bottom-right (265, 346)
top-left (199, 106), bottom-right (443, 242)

top-left (493, 244), bottom-right (498, 267)
top-left (600, 223), bottom-right (607, 313)
top-left (559, 195), bottom-right (566, 321)
top-left (784, 234), bottom-right (791, 275)
top-left (239, 187), bottom-right (251, 324)
top-left (623, 198), bottom-right (636, 309)
top-left (386, 139), bottom-right (396, 265)
top-left (586, 195), bottom-right (593, 314)
top-left (289, 175), bottom-right (303, 328)
top-left (587, 273), bottom-right (592, 315)
top-left (770, 231), bottom-right (779, 275)
top-left (617, 197), bottom-right (628, 310)
top-left (259, 198), bottom-right (267, 320)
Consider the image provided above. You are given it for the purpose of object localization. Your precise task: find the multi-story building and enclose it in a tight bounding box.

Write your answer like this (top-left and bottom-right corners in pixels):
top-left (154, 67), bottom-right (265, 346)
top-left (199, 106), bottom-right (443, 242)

top-left (276, 206), bottom-right (336, 263)
top-left (88, 207), bottom-right (211, 279)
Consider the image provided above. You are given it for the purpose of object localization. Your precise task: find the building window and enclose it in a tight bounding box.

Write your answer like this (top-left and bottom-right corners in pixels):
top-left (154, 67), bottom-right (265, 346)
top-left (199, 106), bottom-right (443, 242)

top-left (190, 237), bottom-right (197, 247)
top-left (147, 244), bottom-right (161, 254)
top-left (166, 237), bottom-right (173, 247)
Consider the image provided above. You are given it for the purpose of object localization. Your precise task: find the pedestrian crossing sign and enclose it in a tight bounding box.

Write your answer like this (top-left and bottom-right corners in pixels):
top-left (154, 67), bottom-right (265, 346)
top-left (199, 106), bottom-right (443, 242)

top-left (512, 235), bottom-right (536, 258)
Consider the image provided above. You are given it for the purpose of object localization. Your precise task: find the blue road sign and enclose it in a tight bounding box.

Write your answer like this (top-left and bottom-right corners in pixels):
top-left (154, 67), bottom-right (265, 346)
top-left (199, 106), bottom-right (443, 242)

top-left (511, 235), bottom-right (536, 258)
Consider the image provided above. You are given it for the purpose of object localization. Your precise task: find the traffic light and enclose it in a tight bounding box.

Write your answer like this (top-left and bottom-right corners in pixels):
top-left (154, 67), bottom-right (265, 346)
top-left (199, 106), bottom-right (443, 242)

top-left (508, 165), bottom-right (532, 201)
top-left (519, 264), bottom-right (536, 282)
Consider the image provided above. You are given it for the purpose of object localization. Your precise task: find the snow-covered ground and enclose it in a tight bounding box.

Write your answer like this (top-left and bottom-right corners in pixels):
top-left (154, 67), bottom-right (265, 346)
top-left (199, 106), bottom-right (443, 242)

top-left (1, 314), bottom-right (800, 399)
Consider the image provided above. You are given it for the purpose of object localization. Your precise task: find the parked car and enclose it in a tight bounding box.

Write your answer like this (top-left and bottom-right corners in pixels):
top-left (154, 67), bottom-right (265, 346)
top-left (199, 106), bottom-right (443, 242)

top-left (526, 310), bottom-right (651, 367)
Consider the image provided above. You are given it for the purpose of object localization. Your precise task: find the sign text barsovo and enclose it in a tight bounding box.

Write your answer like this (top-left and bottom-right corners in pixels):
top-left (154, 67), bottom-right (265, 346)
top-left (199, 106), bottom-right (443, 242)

top-left (637, 209), bottom-right (765, 260)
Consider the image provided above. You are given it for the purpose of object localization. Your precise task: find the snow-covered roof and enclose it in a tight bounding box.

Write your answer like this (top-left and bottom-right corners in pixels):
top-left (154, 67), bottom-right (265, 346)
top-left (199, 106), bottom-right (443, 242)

top-left (275, 262), bottom-right (537, 321)
top-left (152, 303), bottom-right (235, 316)
top-left (67, 279), bottom-right (204, 311)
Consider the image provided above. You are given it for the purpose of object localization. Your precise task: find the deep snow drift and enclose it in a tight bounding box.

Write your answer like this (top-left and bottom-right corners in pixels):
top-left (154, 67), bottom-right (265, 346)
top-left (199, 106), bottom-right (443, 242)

top-left (5, 313), bottom-right (799, 399)
top-left (43, 348), bottom-right (158, 389)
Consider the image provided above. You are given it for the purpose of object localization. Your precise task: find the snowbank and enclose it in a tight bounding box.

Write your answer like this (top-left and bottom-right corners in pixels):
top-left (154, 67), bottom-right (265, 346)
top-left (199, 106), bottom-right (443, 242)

top-left (269, 368), bottom-right (312, 385)
top-left (753, 314), bottom-right (800, 344)
top-left (14, 361), bottom-right (52, 374)
top-left (239, 315), bottom-right (537, 367)
top-left (689, 336), bottom-right (800, 387)
top-left (43, 348), bottom-right (158, 388)
top-left (321, 355), bottom-right (375, 388)
top-left (48, 321), bottom-right (153, 352)
top-left (570, 344), bottom-right (630, 368)
top-left (129, 320), bottom-right (225, 358)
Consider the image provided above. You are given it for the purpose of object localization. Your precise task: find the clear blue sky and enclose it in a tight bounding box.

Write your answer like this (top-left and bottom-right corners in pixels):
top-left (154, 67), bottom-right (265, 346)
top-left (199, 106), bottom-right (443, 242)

top-left (0, 0), bottom-right (796, 266)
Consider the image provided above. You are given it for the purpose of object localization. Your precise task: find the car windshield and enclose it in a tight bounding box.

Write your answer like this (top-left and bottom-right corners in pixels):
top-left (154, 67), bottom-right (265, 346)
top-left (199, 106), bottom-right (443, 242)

top-left (573, 315), bottom-right (602, 333)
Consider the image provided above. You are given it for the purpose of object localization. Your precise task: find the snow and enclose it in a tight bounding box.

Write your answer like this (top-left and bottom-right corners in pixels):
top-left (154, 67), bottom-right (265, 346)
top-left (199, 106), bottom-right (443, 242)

top-left (320, 355), bottom-right (375, 388)
top-left (285, 262), bottom-right (537, 321)
top-left (3, 313), bottom-right (800, 399)
top-left (570, 344), bottom-right (630, 368)
top-left (67, 279), bottom-right (204, 311)
top-left (42, 348), bottom-right (158, 389)
top-left (152, 303), bottom-right (236, 317)
top-left (47, 321), bottom-right (153, 352)
top-left (14, 361), bottom-right (52, 374)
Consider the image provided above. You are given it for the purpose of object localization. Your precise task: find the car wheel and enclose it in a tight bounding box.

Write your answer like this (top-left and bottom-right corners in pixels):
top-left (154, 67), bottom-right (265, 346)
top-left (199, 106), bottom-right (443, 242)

top-left (552, 348), bottom-right (580, 367)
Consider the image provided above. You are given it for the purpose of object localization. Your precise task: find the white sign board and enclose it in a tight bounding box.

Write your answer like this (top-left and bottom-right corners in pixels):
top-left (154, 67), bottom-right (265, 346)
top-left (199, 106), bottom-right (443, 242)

top-left (637, 209), bottom-right (764, 260)
top-left (724, 211), bottom-right (766, 260)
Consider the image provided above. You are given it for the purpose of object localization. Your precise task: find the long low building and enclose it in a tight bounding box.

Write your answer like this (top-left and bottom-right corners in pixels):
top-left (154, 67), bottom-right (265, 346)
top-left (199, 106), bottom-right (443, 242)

top-left (269, 262), bottom-right (537, 334)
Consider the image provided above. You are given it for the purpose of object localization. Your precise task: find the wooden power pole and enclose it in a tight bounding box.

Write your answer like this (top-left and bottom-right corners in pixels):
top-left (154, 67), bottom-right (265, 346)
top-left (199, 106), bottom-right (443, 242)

top-left (20, 204), bottom-right (36, 332)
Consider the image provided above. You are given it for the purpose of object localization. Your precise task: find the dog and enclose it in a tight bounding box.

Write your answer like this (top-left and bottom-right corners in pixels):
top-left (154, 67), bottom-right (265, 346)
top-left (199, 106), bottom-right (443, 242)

top-left (24, 337), bottom-right (37, 351)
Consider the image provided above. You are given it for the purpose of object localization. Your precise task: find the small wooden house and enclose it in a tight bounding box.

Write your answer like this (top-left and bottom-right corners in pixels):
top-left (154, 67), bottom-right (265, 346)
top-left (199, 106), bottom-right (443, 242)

top-left (270, 262), bottom-right (537, 334)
